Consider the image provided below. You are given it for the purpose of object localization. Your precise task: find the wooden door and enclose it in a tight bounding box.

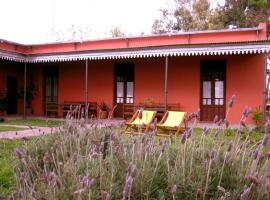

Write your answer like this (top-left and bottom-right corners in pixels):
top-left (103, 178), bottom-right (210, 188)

top-left (6, 76), bottom-right (18, 114)
top-left (43, 67), bottom-right (59, 111)
top-left (200, 60), bottom-right (226, 121)
top-left (114, 63), bottom-right (134, 118)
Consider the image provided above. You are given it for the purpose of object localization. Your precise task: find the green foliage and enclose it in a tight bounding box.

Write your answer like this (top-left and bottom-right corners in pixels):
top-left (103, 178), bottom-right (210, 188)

top-left (252, 107), bottom-right (264, 127)
top-left (2, 118), bottom-right (62, 127)
top-left (0, 140), bottom-right (23, 196)
top-left (249, 0), bottom-right (270, 8)
top-left (0, 126), bottom-right (26, 132)
top-left (152, 0), bottom-right (270, 34)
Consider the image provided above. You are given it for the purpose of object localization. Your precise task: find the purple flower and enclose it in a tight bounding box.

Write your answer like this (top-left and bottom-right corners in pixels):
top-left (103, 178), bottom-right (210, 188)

top-left (81, 176), bottom-right (88, 188)
top-left (186, 129), bottom-right (192, 139)
top-left (89, 178), bottom-right (96, 190)
top-left (217, 186), bottom-right (226, 194)
top-left (245, 175), bottom-right (260, 186)
top-left (228, 94), bottom-right (236, 108)
top-left (123, 176), bottom-right (133, 198)
top-left (213, 115), bottom-right (219, 123)
top-left (128, 163), bottom-right (138, 178)
top-left (15, 148), bottom-right (23, 160)
top-left (48, 172), bottom-right (56, 183)
top-left (18, 188), bottom-right (23, 199)
top-left (181, 133), bottom-right (187, 144)
top-left (210, 147), bottom-right (215, 160)
top-left (8, 194), bottom-right (14, 200)
top-left (262, 133), bottom-right (269, 146)
top-left (240, 120), bottom-right (246, 128)
top-left (203, 127), bottom-right (210, 136)
top-left (253, 146), bottom-right (260, 160)
top-left (102, 191), bottom-right (110, 200)
top-left (265, 119), bottom-right (270, 131)
top-left (242, 107), bottom-right (252, 118)
top-left (240, 187), bottom-right (251, 200)
top-left (171, 184), bottom-right (177, 195)
top-left (19, 172), bottom-right (27, 185)
top-left (217, 119), bottom-right (223, 126)
top-left (224, 118), bottom-right (229, 128)
top-left (30, 183), bottom-right (37, 199)
top-left (227, 140), bottom-right (233, 152)
top-left (110, 131), bottom-right (116, 142)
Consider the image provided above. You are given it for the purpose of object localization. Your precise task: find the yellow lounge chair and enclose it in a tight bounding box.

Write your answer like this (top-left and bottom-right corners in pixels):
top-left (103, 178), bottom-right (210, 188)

top-left (157, 111), bottom-right (187, 134)
top-left (125, 110), bottom-right (157, 133)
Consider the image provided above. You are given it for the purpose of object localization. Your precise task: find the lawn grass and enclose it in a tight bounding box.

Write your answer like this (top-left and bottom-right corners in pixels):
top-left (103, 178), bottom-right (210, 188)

top-left (2, 118), bottom-right (63, 127)
top-left (0, 139), bottom-right (23, 196)
top-left (0, 126), bottom-right (26, 132)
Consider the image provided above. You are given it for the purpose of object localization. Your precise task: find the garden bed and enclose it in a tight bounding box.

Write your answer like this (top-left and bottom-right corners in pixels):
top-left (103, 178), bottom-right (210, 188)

top-left (2, 118), bottom-right (269, 199)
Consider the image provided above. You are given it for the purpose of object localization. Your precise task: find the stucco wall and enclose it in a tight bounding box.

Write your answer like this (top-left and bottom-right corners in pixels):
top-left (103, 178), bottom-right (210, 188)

top-left (1, 53), bottom-right (265, 123)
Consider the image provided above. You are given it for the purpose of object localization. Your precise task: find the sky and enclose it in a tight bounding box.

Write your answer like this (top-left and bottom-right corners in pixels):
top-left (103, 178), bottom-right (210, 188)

top-left (0, 0), bottom-right (224, 44)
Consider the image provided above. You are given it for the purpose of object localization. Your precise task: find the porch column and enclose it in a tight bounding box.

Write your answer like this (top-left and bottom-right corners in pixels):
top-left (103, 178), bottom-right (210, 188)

top-left (85, 59), bottom-right (89, 119)
top-left (23, 62), bottom-right (27, 119)
top-left (164, 56), bottom-right (168, 110)
top-left (263, 53), bottom-right (269, 121)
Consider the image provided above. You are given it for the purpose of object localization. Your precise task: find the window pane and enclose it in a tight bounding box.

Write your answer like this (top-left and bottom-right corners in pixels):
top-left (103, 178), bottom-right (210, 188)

top-left (126, 82), bottom-right (134, 104)
top-left (117, 97), bottom-right (124, 103)
top-left (126, 82), bottom-right (133, 98)
top-left (203, 99), bottom-right (207, 105)
top-left (215, 81), bottom-right (224, 98)
top-left (215, 99), bottom-right (224, 105)
top-left (203, 81), bottom-right (211, 98)
top-left (117, 82), bottom-right (124, 98)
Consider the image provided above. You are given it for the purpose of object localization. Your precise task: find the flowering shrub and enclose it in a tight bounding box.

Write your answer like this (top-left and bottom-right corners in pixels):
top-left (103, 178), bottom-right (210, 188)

top-left (6, 96), bottom-right (270, 199)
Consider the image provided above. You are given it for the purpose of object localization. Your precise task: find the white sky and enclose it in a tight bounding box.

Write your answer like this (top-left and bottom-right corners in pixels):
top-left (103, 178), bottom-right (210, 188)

top-left (0, 0), bottom-right (224, 44)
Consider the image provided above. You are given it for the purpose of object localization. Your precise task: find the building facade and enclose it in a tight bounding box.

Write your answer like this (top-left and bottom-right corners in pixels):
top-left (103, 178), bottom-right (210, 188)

top-left (0, 22), bottom-right (269, 123)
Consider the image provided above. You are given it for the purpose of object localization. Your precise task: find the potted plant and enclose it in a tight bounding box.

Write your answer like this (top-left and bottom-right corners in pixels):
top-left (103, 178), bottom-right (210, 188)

top-left (144, 97), bottom-right (154, 106)
top-left (99, 101), bottom-right (109, 119)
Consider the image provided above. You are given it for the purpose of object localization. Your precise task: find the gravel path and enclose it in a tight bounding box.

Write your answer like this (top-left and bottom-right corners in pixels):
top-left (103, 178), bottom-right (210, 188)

top-left (0, 126), bottom-right (61, 139)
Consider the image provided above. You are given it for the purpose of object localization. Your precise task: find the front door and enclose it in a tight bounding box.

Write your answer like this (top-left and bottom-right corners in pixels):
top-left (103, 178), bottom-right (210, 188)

top-left (114, 63), bottom-right (134, 118)
top-left (44, 67), bottom-right (59, 111)
top-left (6, 76), bottom-right (18, 114)
top-left (200, 60), bottom-right (226, 121)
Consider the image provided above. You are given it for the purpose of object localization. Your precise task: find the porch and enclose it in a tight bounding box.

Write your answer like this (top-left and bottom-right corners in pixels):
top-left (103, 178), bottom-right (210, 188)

top-left (0, 52), bottom-right (267, 123)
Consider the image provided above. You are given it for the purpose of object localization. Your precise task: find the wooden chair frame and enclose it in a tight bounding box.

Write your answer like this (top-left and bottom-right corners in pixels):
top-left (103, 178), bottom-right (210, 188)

top-left (157, 111), bottom-right (187, 135)
top-left (125, 110), bottom-right (157, 133)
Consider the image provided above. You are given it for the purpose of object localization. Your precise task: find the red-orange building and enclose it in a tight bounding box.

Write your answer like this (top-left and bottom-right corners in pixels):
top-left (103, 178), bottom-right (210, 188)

top-left (0, 22), bottom-right (269, 123)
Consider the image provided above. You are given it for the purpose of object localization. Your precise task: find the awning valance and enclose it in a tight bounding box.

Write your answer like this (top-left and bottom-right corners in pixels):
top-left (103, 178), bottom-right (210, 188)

top-left (1, 41), bottom-right (270, 63)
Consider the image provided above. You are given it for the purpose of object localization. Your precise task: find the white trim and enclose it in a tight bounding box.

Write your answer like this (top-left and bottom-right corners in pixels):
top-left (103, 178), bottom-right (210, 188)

top-left (1, 42), bottom-right (270, 63)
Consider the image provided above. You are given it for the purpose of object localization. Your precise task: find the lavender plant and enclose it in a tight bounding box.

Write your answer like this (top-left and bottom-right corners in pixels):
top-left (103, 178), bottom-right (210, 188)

top-left (9, 101), bottom-right (270, 200)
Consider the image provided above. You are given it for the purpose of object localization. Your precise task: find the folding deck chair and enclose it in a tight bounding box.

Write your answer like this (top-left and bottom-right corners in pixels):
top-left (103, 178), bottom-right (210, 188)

top-left (157, 111), bottom-right (187, 135)
top-left (125, 110), bottom-right (157, 133)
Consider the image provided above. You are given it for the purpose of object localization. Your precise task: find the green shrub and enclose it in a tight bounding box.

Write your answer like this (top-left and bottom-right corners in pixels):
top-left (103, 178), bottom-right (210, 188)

top-left (252, 106), bottom-right (263, 127)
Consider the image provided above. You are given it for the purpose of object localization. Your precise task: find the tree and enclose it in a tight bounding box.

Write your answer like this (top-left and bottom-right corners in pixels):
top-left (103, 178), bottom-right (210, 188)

top-left (152, 0), bottom-right (213, 33)
top-left (152, 0), bottom-right (270, 34)
top-left (110, 26), bottom-right (125, 37)
top-left (213, 0), bottom-right (270, 28)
